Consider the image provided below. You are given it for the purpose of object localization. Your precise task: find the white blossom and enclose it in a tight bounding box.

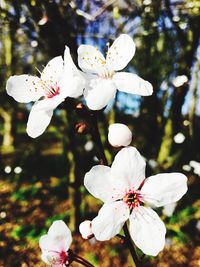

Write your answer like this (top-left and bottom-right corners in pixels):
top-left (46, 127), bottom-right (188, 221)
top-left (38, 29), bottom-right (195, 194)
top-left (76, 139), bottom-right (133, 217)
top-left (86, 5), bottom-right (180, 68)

top-left (39, 220), bottom-right (72, 267)
top-left (84, 147), bottom-right (187, 256)
top-left (6, 46), bottom-right (85, 138)
top-left (78, 34), bottom-right (153, 110)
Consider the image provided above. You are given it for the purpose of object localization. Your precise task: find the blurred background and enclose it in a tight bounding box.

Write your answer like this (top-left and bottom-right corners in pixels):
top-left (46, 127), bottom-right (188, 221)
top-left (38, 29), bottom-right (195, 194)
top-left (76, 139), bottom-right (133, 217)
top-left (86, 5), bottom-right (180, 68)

top-left (0, 0), bottom-right (200, 266)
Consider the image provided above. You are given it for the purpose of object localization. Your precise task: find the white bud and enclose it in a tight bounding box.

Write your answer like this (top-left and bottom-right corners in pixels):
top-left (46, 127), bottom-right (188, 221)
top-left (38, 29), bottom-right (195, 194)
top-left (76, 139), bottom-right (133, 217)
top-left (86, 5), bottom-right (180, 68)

top-left (172, 75), bottom-right (188, 87)
top-left (79, 220), bottom-right (93, 239)
top-left (4, 166), bottom-right (11, 174)
top-left (14, 166), bottom-right (22, 174)
top-left (108, 123), bottom-right (132, 147)
top-left (174, 132), bottom-right (185, 144)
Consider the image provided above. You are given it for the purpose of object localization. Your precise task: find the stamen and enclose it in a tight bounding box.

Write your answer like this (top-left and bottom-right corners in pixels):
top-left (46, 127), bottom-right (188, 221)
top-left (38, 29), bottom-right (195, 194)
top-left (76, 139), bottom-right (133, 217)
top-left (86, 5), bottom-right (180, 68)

top-left (35, 67), bottom-right (42, 75)
top-left (40, 79), bottom-right (60, 98)
top-left (123, 189), bottom-right (143, 209)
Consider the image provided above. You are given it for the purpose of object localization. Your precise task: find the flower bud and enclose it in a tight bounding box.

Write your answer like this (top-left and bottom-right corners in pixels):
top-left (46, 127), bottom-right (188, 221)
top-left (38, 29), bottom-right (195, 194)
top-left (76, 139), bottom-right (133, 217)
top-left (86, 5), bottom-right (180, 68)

top-left (108, 123), bottom-right (132, 147)
top-left (79, 220), bottom-right (93, 239)
top-left (75, 122), bottom-right (88, 134)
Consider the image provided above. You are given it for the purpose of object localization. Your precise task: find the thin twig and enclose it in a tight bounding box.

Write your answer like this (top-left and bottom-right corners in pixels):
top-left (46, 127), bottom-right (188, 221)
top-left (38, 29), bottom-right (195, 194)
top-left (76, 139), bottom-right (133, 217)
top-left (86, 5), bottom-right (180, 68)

top-left (74, 254), bottom-right (94, 267)
top-left (73, 257), bottom-right (94, 267)
top-left (123, 223), bottom-right (141, 267)
top-left (70, 0), bottom-right (117, 21)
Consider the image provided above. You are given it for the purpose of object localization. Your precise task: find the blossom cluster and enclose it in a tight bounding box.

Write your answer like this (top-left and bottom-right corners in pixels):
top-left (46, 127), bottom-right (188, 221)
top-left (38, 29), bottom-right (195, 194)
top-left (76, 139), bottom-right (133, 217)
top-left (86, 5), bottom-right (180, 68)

top-left (6, 34), bottom-right (152, 138)
top-left (6, 34), bottom-right (188, 266)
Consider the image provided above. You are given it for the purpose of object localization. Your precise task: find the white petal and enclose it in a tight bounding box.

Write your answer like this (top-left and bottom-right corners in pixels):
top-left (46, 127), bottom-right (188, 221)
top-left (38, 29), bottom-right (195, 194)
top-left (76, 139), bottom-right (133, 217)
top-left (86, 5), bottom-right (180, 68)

top-left (64, 46), bottom-right (79, 74)
top-left (39, 235), bottom-right (58, 252)
top-left (84, 165), bottom-right (125, 202)
top-left (6, 75), bottom-right (43, 103)
top-left (39, 221), bottom-right (72, 253)
top-left (27, 96), bottom-right (63, 138)
top-left (113, 72), bottom-right (153, 96)
top-left (48, 220), bottom-right (72, 249)
top-left (41, 252), bottom-right (52, 265)
top-left (41, 56), bottom-right (64, 81)
top-left (78, 45), bottom-right (106, 74)
top-left (111, 147), bottom-right (146, 191)
top-left (58, 46), bottom-right (86, 98)
top-left (106, 34), bottom-right (135, 71)
top-left (84, 78), bottom-right (116, 110)
top-left (129, 207), bottom-right (166, 256)
top-left (92, 202), bottom-right (129, 241)
top-left (141, 173), bottom-right (188, 207)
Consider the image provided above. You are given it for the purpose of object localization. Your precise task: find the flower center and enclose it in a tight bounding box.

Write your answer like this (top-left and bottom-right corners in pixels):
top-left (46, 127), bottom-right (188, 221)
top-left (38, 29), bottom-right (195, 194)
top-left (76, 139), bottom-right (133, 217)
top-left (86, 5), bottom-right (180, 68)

top-left (123, 189), bottom-right (143, 209)
top-left (59, 251), bottom-right (69, 264)
top-left (40, 80), bottom-right (60, 98)
top-left (99, 68), bottom-right (114, 79)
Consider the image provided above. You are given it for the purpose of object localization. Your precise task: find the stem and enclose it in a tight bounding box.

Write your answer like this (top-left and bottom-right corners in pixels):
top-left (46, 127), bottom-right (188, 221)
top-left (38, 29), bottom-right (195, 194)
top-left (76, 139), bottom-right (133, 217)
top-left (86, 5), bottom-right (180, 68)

top-left (73, 254), bottom-right (94, 267)
top-left (74, 101), bottom-right (108, 165)
top-left (89, 111), bottom-right (108, 165)
top-left (117, 234), bottom-right (125, 241)
top-left (71, 99), bottom-right (141, 266)
top-left (123, 223), bottom-right (140, 267)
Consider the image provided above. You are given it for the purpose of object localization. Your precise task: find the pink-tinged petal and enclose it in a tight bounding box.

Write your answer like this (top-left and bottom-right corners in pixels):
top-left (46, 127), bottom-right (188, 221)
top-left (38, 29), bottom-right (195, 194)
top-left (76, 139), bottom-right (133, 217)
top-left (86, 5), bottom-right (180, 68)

top-left (41, 56), bottom-right (64, 81)
top-left (106, 34), bottom-right (135, 71)
top-left (111, 147), bottom-right (146, 191)
top-left (78, 45), bottom-right (106, 74)
top-left (6, 75), bottom-right (43, 103)
top-left (129, 206), bottom-right (166, 256)
top-left (113, 72), bottom-right (153, 96)
top-left (84, 165), bottom-right (125, 203)
top-left (84, 78), bottom-right (116, 110)
top-left (41, 250), bottom-right (65, 267)
top-left (26, 96), bottom-right (63, 138)
top-left (141, 173), bottom-right (188, 207)
top-left (92, 202), bottom-right (129, 241)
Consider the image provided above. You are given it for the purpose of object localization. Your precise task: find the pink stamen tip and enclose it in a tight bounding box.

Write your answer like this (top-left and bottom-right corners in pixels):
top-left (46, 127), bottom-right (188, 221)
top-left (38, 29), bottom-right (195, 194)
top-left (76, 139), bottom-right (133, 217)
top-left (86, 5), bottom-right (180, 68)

top-left (47, 86), bottom-right (60, 98)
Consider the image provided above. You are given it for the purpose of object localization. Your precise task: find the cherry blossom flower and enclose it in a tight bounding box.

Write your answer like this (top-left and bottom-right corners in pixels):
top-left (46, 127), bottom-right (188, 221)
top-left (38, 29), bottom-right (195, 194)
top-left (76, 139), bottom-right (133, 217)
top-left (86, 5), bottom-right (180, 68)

top-left (78, 34), bottom-right (153, 110)
top-left (39, 220), bottom-right (72, 267)
top-left (6, 46), bottom-right (85, 138)
top-left (84, 147), bottom-right (188, 256)
top-left (108, 123), bottom-right (132, 147)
